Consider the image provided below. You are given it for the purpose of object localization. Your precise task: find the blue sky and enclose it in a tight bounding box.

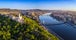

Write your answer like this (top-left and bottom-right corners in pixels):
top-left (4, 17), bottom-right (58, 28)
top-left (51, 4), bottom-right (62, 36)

top-left (0, 0), bottom-right (76, 11)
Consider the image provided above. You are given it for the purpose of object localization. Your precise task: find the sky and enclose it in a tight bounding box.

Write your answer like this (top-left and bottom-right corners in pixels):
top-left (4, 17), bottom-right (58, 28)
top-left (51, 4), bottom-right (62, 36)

top-left (0, 0), bottom-right (76, 11)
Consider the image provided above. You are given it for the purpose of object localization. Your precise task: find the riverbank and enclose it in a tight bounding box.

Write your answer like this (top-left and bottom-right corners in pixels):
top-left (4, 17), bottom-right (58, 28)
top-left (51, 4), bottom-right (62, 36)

top-left (38, 16), bottom-right (64, 40)
top-left (39, 14), bottom-right (76, 40)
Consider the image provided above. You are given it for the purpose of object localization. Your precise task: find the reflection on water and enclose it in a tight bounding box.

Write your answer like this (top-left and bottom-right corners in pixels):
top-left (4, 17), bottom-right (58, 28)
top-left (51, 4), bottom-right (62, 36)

top-left (39, 15), bottom-right (76, 40)
top-left (39, 15), bottom-right (63, 25)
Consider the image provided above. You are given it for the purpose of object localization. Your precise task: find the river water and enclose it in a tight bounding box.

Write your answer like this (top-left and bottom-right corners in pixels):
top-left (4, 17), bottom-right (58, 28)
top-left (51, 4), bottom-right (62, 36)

top-left (39, 15), bottom-right (76, 40)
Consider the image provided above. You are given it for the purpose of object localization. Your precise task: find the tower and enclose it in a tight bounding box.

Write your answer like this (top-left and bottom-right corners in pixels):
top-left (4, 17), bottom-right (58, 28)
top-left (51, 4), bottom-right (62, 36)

top-left (19, 13), bottom-right (22, 20)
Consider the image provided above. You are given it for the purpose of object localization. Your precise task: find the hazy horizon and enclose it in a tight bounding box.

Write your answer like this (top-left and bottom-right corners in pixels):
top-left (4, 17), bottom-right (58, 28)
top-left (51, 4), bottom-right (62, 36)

top-left (0, 0), bottom-right (76, 11)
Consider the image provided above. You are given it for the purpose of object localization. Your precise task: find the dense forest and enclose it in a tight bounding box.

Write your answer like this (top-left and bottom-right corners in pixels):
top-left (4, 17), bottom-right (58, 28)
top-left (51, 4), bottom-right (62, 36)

top-left (0, 14), bottom-right (59, 40)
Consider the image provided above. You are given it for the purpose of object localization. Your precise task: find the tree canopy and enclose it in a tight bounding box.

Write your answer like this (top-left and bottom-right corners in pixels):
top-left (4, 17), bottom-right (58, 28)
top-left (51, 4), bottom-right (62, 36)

top-left (0, 14), bottom-right (59, 40)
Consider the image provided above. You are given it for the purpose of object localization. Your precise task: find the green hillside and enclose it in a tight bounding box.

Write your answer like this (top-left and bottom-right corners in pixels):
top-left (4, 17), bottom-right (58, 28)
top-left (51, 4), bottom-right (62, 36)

top-left (0, 14), bottom-right (59, 40)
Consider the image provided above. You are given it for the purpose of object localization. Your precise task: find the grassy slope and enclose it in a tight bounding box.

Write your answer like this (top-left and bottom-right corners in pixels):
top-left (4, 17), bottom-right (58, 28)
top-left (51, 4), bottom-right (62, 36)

top-left (24, 16), bottom-right (59, 40)
top-left (0, 14), bottom-right (59, 40)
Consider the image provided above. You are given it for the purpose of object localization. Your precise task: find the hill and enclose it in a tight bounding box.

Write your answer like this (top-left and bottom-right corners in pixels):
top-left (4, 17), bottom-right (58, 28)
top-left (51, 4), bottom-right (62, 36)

top-left (0, 14), bottom-right (59, 40)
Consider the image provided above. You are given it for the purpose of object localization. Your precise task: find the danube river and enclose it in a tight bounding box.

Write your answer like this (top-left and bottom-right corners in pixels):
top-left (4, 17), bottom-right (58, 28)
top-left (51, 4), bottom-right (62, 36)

top-left (39, 14), bottom-right (76, 40)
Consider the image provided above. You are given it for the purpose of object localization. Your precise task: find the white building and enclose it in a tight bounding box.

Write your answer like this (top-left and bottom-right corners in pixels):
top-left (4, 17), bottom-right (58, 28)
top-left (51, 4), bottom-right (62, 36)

top-left (18, 14), bottom-right (24, 23)
top-left (11, 13), bottom-right (24, 23)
